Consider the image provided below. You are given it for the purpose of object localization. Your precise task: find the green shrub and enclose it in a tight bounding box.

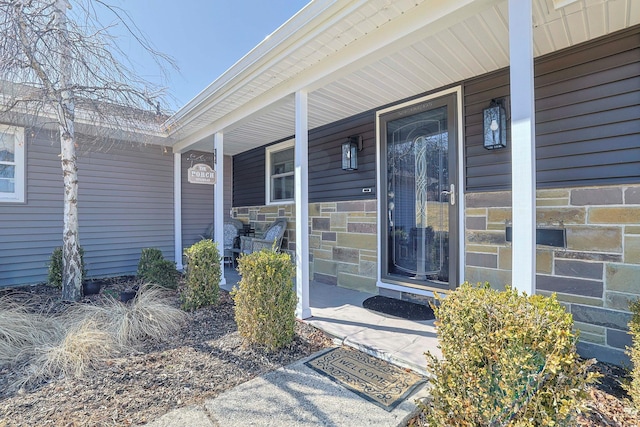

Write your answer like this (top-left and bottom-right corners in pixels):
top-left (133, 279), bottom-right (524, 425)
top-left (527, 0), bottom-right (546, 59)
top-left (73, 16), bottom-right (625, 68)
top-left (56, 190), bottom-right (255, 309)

top-left (422, 282), bottom-right (597, 427)
top-left (47, 246), bottom-right (87, 288)
top-left (181, 239), bottom-right (221, 311)
top-left (137, 248), bottom-right (164, 276)
top-left (136, 248), bottom-right (179, 289)
top-left (231, 249), bottom-right (296, 350)
top-left (626, 299), bottom-right (640, 410)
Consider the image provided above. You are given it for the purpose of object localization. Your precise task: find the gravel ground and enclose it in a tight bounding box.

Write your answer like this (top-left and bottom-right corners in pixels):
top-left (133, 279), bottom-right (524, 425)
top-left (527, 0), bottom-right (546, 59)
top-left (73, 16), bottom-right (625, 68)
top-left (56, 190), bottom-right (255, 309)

top-left (0, 278), bottom-right (638, 427)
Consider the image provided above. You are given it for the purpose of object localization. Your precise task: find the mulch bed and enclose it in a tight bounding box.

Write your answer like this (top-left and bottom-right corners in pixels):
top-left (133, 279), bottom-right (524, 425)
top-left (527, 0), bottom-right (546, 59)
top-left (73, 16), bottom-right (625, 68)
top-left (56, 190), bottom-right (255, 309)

top-left (1, 277), bottom-right (638, 426)
top-left (0, 278), bottom-right (332, 427)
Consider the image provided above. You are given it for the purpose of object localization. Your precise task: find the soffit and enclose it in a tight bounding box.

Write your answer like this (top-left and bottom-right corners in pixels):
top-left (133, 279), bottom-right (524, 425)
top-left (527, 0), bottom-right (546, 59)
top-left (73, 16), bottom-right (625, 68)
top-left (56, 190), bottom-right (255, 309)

top-left (169, 0), bottom-right (640, 155)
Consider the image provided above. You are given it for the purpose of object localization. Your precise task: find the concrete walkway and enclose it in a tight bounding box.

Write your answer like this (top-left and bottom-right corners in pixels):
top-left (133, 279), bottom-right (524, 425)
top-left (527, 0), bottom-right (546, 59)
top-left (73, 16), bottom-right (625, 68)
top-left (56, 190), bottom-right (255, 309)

top-left (146, 271), bottom-right (439, 426)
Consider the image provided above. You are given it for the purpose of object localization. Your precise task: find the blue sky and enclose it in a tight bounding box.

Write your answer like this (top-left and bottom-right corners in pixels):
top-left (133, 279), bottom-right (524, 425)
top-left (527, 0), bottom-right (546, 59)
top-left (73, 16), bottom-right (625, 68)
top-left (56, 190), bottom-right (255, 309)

top-left (103, 1), bottom-right (309, 111)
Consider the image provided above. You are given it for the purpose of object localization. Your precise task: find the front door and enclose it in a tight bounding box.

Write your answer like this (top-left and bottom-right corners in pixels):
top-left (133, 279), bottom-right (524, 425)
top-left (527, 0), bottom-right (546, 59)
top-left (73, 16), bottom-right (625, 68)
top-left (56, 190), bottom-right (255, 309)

top-left (379, 92), bottom-right (458, 291)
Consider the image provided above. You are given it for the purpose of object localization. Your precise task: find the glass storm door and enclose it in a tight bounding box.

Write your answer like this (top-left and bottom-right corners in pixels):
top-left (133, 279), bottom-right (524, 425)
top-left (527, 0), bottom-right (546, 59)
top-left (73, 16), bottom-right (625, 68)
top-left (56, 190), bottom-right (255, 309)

top-left (380, 93), bottom-right (458, 290)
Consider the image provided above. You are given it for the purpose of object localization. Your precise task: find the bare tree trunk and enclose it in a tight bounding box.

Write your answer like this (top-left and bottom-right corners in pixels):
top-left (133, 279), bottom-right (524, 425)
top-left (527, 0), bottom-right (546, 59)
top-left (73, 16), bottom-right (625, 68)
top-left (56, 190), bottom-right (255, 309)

top-left (55, 0), bottom-right (82, 302)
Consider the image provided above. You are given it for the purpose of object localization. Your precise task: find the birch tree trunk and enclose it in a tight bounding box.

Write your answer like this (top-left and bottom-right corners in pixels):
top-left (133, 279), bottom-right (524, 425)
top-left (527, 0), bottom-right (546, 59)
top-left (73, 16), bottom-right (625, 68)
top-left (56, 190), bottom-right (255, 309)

top-left (54, 0), bottom-right (82, 302)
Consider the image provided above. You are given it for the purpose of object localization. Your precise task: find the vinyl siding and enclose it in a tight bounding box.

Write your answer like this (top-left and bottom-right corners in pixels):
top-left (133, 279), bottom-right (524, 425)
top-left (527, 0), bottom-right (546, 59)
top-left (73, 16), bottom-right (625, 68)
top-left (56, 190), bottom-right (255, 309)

top-left (465, 25), bottom-right (640, 192)
top-left (233, 113), bottom-right (377, 205)
top-left (181, 150), bottom-right (214, 248)
top-left (0, 131), bottom-right (174, 286)
top-left (308, 112), bottom-right (376, 203)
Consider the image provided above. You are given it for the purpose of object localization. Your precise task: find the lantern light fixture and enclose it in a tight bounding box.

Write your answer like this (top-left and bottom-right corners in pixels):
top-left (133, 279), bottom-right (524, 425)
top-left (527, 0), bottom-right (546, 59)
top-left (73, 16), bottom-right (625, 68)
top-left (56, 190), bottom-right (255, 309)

top-left (342, 135), bottom-right (362, 171)
top-left (483, 99), bottom-right (507, 150)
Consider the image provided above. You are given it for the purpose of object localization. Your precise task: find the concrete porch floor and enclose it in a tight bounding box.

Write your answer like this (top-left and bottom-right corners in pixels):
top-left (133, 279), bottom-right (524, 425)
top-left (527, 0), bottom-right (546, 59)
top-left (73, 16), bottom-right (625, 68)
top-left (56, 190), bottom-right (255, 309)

top-left (221, 267), bottom-right (441, 376)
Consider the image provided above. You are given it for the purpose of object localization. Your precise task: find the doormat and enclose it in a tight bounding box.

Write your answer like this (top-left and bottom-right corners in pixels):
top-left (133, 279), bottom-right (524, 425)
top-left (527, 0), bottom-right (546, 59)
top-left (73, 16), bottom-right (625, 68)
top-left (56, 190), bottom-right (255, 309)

top-left (363, 295), bottom-right (435, 321)
top-left (304, 347), bottom-right (426, 411)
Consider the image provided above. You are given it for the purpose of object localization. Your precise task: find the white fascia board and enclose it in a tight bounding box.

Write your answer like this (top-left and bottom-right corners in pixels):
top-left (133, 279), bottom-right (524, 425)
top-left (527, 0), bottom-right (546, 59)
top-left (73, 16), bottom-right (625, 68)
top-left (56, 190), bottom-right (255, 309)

top-left (165, 0), bottom-right (339, 132)
top-left (171, 0), bottom-right (497, 153)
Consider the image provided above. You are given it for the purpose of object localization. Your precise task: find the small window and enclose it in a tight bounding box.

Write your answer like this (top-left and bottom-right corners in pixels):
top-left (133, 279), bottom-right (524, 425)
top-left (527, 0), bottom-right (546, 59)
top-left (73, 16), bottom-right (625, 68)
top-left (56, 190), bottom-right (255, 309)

top-left (266, 140), bottom-right (294, 204)
top-left (0, 125), bottom-right (25, 203)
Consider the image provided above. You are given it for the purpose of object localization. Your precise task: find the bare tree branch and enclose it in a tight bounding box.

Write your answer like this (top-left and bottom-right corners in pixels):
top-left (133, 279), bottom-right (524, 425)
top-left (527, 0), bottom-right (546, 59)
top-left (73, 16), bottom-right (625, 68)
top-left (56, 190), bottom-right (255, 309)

top-left (0, 0), bottom-right (177, 301)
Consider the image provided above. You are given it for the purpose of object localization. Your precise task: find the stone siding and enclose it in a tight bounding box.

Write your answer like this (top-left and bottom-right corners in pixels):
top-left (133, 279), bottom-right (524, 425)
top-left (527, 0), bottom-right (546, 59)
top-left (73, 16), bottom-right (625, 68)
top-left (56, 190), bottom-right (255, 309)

top-left (465, 184), bottom-right (640, 365)
top-left (232, 200), bottom-right (378, 294)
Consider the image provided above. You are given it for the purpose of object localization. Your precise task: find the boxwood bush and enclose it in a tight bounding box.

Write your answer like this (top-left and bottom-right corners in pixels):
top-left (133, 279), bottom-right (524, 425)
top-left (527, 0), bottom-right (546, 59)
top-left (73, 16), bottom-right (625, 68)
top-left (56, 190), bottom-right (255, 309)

top-left (137, 248), bottom-right (179, 289)
top-left (626, 299), bottom-right (640, 410)
top-left (181, 239), bottom-right (221, 311)
top-left (232, 249), bottom-right (296, 350)
top-left (422, 282), bottom-right (597, 427)
top-left (47, 246), bottom-right (87, 288)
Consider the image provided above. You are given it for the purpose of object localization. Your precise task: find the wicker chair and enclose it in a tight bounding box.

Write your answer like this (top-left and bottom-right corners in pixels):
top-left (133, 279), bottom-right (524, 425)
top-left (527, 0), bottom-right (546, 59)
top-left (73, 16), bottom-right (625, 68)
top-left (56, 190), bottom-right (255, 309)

top-left (200, 219), bottom-right (244, 266)
top-left (239, 219), bottom-right (287, 255)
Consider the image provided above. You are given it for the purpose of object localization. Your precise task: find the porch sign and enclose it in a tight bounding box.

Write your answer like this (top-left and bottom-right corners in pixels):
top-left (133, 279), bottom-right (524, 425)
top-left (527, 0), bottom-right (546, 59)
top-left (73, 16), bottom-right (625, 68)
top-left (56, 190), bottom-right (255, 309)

top-left (188, 163), bottom-right (216, 185)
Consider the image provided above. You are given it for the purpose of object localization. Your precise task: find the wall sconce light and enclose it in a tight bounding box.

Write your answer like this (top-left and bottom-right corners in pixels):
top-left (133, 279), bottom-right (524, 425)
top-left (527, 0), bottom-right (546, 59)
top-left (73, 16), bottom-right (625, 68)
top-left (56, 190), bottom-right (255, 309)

top-left (342, 135), bottom-right (362, 171)
top-left (483, 99), bottom-right (507, 150)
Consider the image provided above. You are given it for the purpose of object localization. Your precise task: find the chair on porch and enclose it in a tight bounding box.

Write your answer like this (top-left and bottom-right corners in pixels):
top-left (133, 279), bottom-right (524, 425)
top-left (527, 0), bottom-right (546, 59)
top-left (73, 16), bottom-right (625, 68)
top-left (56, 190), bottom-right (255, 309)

top-left (200, 219), bottom-right (244, 267)
top-left (239, 219), bottom-right (287, 255)
top-left (223, 219), bottom-right (244, 266)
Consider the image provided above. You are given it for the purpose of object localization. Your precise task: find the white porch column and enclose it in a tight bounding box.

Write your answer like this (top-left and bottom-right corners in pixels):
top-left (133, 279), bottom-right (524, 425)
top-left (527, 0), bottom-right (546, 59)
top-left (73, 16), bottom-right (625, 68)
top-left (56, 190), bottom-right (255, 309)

top-left (295, 90), bottom-right (311, 319)
top-left (214, 132), bottom-right (226, 285)
top-left (174, 152), bottom-right (183, 270)
top-left (509, 0), bottom-right (536, 294)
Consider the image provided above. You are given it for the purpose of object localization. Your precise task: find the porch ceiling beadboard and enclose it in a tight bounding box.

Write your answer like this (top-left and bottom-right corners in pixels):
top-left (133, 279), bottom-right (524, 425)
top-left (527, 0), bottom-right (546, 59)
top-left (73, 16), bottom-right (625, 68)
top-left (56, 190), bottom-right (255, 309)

top-left (166, 0), bottom-right (639, 155)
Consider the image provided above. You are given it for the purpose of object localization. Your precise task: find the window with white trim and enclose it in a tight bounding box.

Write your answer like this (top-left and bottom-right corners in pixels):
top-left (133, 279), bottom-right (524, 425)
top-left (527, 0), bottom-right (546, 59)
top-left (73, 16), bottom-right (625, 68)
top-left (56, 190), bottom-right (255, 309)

top-left (265, 140), bottom-right (294, 204)
top-left (0, 125), bottom-right (25, 203)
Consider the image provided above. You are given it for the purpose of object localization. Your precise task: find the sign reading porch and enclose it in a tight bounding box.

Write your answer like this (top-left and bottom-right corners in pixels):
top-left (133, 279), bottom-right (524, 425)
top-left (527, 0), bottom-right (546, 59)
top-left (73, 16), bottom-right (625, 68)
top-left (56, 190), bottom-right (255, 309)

top-left (188, 163), bottom-right (216, 185)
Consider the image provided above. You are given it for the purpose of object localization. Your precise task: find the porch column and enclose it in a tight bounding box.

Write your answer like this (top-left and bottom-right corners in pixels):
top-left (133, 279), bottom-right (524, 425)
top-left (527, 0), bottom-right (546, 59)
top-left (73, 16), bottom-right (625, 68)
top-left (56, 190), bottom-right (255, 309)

top-left (213, 132), bottom-right (226, 285)
top-left (509, 0), bottom-right (536, 294)
top-left (173, 152), bottom-right (183, 270)
top-left (295, 90), bottom-right (311, 319)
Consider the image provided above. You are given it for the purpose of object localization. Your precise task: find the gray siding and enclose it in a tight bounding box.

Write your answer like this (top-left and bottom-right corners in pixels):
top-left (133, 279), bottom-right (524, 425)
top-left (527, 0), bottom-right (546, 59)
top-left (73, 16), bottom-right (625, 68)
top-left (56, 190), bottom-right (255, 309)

top-left (233, 144), bottom-right (267, 207)
top-left (308, 112), bottom-right (376, 203)
top-left (465, 25), bottom-right (640, 192)
top-left (0, 130), bottom-right (174, 286)
top-left (181, 150), bottom-right (214, 248)
top-left (233, 112), bottom-right (377, 206)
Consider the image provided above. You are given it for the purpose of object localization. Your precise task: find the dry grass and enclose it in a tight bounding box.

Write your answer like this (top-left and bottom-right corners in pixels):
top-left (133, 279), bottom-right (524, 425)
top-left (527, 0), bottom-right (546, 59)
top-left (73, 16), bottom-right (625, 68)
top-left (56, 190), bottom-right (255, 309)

top-left (65, 286), bottom-right (186, 349)
top-left (24, 319), bottom-right (114, 384)
top-left (1, 285), bottom-right (187, 389)
top-left (0, 297), bottom-right (57, 367)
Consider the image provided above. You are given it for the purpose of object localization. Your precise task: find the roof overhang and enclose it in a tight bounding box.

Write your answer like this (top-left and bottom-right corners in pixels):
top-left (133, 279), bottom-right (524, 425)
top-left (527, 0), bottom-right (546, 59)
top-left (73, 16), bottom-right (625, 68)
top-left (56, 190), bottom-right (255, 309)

top-left (165, 0), bottom-right (640, 155)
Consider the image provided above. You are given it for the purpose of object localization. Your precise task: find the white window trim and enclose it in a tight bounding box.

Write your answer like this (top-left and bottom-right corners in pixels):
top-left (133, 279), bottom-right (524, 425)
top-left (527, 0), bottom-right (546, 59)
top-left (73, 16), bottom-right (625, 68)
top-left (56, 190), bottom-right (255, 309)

top-left (0, 125), bottom-right (25, 203)
top-left (265, 139), bottom-right (295, 205)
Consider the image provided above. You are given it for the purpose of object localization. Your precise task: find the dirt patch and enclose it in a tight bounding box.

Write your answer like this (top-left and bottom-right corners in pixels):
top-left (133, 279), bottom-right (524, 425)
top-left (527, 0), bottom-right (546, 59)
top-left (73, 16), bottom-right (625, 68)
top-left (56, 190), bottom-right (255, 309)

top-left (0, 279), bottom-right (332, 426)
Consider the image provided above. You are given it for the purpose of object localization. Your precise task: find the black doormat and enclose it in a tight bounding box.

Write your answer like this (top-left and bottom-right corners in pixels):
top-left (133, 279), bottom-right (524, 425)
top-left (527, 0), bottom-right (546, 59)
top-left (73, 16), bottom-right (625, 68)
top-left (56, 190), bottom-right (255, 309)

top-left (305, 347), bottom-right (426, 411)
top-left (363, 295), bottom-right (435, 321)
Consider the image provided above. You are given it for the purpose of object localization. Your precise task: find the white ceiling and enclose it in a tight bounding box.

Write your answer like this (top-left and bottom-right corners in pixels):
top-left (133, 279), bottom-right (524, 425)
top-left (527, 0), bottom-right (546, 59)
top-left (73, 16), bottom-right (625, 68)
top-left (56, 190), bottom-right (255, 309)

top-left (166, 0), bottom-right (640, 155)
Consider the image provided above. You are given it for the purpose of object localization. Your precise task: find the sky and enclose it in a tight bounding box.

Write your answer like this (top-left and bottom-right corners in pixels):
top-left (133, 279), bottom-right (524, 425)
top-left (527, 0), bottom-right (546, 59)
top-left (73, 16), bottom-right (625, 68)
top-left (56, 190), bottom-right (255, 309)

top-left (101, 0), bottom-right (310, 111)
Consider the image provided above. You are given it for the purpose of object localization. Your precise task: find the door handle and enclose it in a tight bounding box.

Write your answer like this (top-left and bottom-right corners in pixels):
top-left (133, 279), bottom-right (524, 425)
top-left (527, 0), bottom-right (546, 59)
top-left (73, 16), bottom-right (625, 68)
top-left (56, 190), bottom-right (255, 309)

top-left (441, 184), bottom-right (456, 206)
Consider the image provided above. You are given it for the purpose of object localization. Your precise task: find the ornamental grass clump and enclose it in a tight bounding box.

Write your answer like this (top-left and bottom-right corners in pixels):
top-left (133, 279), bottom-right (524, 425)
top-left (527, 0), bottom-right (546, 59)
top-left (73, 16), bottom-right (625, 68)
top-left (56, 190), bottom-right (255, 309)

top-left (232, 249), bottom-right (296, 351)
top-left (626, 299), bottom-right (640, 410)
top-left (422, 282), bottom-right (597, 427)
top-left (181, 239), bottom-right (222, 311)
top-left (136, 248), bottom-right (180, 289)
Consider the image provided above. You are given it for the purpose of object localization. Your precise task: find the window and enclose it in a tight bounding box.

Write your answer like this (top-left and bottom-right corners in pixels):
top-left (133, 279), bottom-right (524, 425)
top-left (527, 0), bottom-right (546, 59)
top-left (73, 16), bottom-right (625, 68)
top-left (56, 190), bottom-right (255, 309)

top-left (0, 125), bottom-right (25, 203)
top-left (265, 140), bottom-right (294, 204)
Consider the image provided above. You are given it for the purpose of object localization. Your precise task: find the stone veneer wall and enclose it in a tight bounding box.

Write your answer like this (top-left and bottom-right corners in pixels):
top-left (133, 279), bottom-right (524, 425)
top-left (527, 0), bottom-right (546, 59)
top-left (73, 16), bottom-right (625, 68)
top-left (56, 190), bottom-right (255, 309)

top-left (232, 204), bottom-right (296, 255)
top-left (232, 200), bottom-right (378, 294)
top-left (465, 184), bottom-right (640, 365)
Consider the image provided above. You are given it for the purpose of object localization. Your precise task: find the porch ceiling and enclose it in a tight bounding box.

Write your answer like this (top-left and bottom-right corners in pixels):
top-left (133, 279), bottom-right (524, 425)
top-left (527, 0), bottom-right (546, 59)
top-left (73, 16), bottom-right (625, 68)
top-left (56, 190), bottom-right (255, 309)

top-left (166, 0), bottom-right (639, 155)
